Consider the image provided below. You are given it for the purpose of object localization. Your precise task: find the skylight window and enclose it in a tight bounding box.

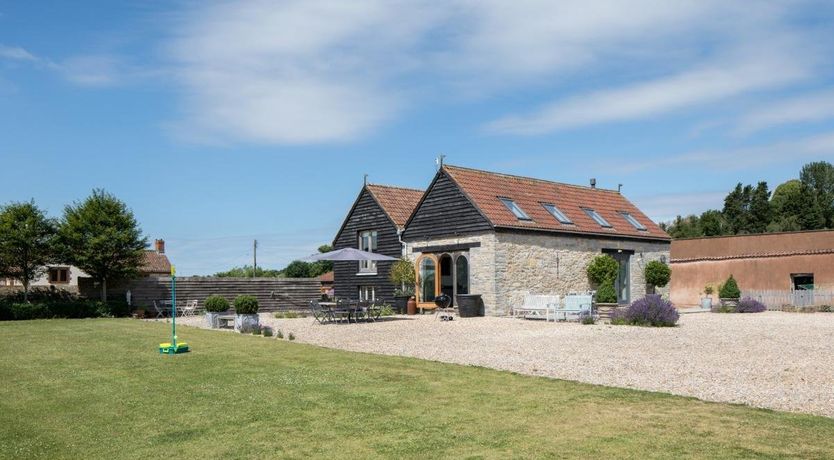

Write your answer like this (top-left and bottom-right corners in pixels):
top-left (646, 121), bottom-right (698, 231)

top-left (542, 203), bottom-right (573, 224)
top-left (582, 208), bottom-right (612, 228)
top-left (620, 211), bottom-right (647, 231)
top-left (499, 197), bottom-right (531, 220)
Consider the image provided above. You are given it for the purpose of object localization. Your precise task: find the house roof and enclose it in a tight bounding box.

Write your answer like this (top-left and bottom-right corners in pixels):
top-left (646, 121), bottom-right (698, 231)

top-left (141, 251), bottom-right (171, 274)
top-left (441, 164), bottom-right (670, 241)
top-left (366, 184), bottom-right (424, 229)
top-left (318, 271), bottom-right (334, 283)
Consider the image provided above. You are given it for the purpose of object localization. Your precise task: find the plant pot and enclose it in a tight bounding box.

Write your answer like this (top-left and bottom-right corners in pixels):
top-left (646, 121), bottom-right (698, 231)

top-left (406, 297), bottom-right (417, 315)
top-left (393, 296), bottom-right (410, 314)
top-left (205, 311), bottom-right (224, 328)
top-left (235, 313), bottom-right (259, 333)
top-left (700, 297), bottom-right (713, 309)
top-left (456, 294), bottom-right (483, 318)
top-left (594, 303), bottom-right (622, 322)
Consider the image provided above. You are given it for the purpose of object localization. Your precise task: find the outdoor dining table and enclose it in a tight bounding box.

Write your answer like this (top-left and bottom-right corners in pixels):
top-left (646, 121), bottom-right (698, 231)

top-left (320, 301), bottom-right (364, 323)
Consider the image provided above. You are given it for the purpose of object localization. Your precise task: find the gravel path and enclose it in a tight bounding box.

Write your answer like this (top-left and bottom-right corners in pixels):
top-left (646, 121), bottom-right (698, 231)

top-left (177, 312), bottom-right (834, 417)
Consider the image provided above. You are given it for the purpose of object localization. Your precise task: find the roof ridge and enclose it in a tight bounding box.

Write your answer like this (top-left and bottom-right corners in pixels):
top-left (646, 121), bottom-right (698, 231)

top-left (366, 183), bottom-right (425, 193)
top-left (443, 164), bottom-right (621, 194)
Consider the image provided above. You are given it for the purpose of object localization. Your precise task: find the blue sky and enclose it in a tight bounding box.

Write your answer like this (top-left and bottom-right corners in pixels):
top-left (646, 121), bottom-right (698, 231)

top-left (2, 1), bottom-right (834, 275)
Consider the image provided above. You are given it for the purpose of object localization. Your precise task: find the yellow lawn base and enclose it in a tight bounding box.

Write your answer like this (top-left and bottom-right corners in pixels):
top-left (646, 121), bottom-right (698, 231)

top-left (158, 342), bottom-right (190, 354)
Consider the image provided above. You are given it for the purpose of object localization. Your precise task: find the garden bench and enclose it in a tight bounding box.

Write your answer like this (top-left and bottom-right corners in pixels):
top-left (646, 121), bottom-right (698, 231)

top-left (555, 294), bottom-right (593, 321)
top-left (513, 294), bottom-right (560, 321)
top-left (217, 315), bottom-right (235, 329)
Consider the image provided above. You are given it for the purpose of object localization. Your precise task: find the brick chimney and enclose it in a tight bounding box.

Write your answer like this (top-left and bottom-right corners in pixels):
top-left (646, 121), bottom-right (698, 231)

top-left (154, 239), bottom-right (165, 254)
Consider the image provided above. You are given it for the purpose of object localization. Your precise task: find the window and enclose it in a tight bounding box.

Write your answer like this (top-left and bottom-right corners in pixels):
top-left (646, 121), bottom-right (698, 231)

top-left (582, 208), bottom-right (612, 228)
top-left (48, 267), bottom-right (69, 284)
top-left (358, 230), bottom-right (378, 273)
top-left (498, 197), bottom-right (531, 220)
top-left (792, 274), bottom-right (814, 290)
top-left (455, 255), bottom-right (469, 296)
top-left (542, 203), bottom-right (573, 224)
top-left (619, 211), bottom-right (647, 231)
top-left (358, 286), bottom-right (376, 301)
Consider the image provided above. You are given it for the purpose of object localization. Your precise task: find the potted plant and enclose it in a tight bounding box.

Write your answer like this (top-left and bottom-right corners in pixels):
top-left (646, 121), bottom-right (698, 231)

top-left (701, 284), bottom-right (715, 310)
top-left (644, 260), bottom-right (671, 295)
top-left (389, 258), bottom-right (416, 314)
top-left (204, 295), bottom-right (230, 328)
top-left (587, 255), bottom-right (620, 319)
top-left (233, 295), bottom-right (259, 333)
top-left (718, 275), bottom-right (741, 311)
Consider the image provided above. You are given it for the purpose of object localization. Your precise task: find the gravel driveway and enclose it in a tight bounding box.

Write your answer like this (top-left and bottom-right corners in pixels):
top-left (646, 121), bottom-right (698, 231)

top-left (177, 311), bottom-right (834, 417)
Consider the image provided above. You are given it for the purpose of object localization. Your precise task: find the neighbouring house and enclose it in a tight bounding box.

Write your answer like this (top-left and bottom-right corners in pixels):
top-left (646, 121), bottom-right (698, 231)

top-left (332, 164), bottom-right (671, 315)
top-left (332, 183), bottom-right (424, 301)
top-left (2, 239), bottom-right (172, 295)
top-left (318, 271), bottom-right (334, 296)
top-left (670, 230), bottom-right (834, 307)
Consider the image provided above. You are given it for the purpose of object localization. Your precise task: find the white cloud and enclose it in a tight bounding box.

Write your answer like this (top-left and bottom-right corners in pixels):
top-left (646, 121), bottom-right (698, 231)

top-left (632, 191), bottom-right (726, 223)
top-left (606, 130), bottom-right (834, 174)
top-left (485, 39), bottom-right (814, 134)
top-left (0, 44), bottom-right (37, 62)
top-left (736, 89), bottom-right (834, 134)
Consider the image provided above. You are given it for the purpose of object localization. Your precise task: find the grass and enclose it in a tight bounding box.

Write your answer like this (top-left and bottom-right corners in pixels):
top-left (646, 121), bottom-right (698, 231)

top-left (2, 320), bottom-right (834, 459)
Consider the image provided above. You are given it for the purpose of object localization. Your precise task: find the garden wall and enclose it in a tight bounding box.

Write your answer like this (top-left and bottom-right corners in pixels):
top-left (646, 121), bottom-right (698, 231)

top-left (81, 277), bottom-right (321, 313)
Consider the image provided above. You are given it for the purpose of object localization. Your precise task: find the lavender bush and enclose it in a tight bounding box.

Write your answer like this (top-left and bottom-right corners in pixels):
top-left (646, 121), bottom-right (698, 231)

top-left (735, 297), bottom-right (766, 313)
top-left (614, 295), bottom-right (679, 327)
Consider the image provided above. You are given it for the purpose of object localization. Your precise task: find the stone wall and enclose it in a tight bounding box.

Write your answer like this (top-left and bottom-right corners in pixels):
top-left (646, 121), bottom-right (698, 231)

top-left (493, 232), bottom-right (670, 315)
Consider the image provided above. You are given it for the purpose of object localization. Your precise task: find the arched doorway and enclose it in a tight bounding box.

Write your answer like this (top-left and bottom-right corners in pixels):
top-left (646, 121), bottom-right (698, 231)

top-left (439, 254), bottom-right (454, 299)
top-left (416, 255), bottom-right (438, 307)
top-left (416, 252), bottom-right (470, 308)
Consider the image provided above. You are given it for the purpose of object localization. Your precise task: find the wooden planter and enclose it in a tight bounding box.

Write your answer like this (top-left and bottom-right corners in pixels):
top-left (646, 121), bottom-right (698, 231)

top-left (717, 298), bottom-right (739, 312)
top-left (595, 303), bottom-right (622, 322)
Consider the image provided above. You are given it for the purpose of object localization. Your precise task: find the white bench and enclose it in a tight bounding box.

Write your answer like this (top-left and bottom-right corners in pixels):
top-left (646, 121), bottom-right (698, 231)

top-left (554, 294), bottom-right (593, 321)
top-left (513, 294), bottom-right (561, 321)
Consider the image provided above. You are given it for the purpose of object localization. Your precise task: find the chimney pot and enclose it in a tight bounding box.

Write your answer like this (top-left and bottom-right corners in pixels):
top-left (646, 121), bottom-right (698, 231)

top-left (590, 178), bottom-right (596, 189)
top-left (155, 239), bottom-right (165, 254)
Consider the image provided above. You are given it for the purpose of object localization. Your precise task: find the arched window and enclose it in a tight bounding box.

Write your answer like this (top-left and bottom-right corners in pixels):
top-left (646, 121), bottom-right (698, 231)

top-left (455, 255), bottom-right (469, 295)
top-left (416, 255), bottom-right (438, 304)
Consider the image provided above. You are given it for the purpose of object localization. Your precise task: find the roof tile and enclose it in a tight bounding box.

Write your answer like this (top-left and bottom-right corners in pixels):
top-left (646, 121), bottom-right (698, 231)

top-left (366, 184), bottom-right (424, 229)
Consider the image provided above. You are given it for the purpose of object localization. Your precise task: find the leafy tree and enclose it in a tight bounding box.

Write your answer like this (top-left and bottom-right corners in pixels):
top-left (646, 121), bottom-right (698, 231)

top-left (665, 215), bottom-right (702, 239)
top-left (800, 161), bottom-right (834, 227)
top-left (389, 258), bottom-right (416, 296)
top-left (699, 210), bottom-right (725, 236)
top-left (312, 244), bottom-right (334, 275)
top-left (0, 201), bottom-right (57, 302)
top-left (797, 183), bottom-right (826, 230)
top-left (644, 261), bottom-right (671, 290)
top-left (57, 190), bottom-right (147, 302)
top-left (718, 275), bottom-right (741, 299)
top-left (283, 260), bottom-right (312, 278)
top-left (748, 181), bottom-right (771, 234)
top-left (595, 279), bottom-right (617, 303)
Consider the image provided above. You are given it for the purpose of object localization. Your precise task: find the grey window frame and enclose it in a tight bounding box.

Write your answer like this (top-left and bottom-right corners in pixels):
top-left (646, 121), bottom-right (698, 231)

top-left (582, 208), bottom-right (612, 228)
top-left (541, 203), bottom-right (573, 224)
top-left (498, 197), bottom-right (532, 221)
top-left (619, 211), bottom-right (647, 231)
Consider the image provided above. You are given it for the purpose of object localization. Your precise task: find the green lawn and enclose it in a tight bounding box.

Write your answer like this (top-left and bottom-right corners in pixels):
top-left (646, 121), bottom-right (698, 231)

top-left (1, 320), bottom-right (833, 459)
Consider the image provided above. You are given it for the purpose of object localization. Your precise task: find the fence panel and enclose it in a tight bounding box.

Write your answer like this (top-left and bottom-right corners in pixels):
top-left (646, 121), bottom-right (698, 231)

top-left (742, 289), bottom-right (834, 309)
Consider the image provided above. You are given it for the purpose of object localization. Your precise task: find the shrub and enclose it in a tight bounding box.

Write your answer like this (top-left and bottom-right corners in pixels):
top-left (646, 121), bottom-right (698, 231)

top-left (587, 255), bottom-right (619, 286)
top-left (276, 329), bottom-right (284, 339)
top-left (819, 305), bottom-right (832, 313)
top-left (595, 279), bottom-right (617, 304)
top-left (288, 332), bottom-right (295, 341)
top-left (390, 258), bottom-right (416, 295)
top-left (579, 310), bottom-right (596, 325)
top-left (615, 295), bottom-right (679, 327)
top-left (0, 299), bottom-right (129, 321)
top-left (262, 326), bottom-right (273, 337)
top-left (704, 284), bottom-right (715, 296)
top-left (233, 295), bottom-right (259, 314)
top-left (719, 275), bottom-right (741, 299)
top-left (736, 297), bottom-right (766, 313)
top-left (204, 295), bottom-right (230, 313)
top-left (644, 261), bottom-right (671, 288)
top-left (251, 325), bottom-right (262, 335)
top-left (379, 305), bottom-right (395, 317)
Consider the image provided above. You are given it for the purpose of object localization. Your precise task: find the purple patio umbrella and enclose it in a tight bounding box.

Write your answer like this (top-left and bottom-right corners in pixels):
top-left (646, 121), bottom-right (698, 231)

top-left (302, 247), bottom-right (399, 262)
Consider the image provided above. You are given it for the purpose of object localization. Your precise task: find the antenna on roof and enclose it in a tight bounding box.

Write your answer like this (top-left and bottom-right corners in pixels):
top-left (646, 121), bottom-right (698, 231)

top-left (436, 154), bottom-right (446, 170)
top-left (618, 184), bottom-right (623, 194)
top-left (364, 174), bottom-right (368, 186)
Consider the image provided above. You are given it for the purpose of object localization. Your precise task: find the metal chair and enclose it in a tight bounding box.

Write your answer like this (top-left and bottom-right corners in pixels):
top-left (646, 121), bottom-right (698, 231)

top-left (309, 300), bottom-right (332, 324)
top-left (153, 300), bottom-right (166, 319)
top-left (181, 300), bottom-right (198, 318)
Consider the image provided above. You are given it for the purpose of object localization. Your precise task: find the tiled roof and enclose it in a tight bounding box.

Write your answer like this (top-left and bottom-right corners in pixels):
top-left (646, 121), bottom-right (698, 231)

top-left (442, 165), bottom-right (670, 241)
top-left (141, 251), bottom-right (171, 274)
top-left (318, 271), bottom-right (334, 283)
top-left (366, 184), bottom-right (425, 229)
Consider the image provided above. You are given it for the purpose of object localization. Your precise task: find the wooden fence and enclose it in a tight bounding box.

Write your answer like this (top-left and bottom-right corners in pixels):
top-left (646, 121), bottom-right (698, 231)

top-left (742, 289), bottom-right (834, 309)
top-left (121, 277), bottom-right (322, 313)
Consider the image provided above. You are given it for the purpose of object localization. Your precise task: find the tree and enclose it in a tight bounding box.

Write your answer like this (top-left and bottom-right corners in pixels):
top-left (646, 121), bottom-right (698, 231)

top-left (699, 210), bottom-right (725, 236)
top-left (797, 183), bottom-right (826, 230)
top-left (0, 201), bottom-right (57, 302)
top-left (214, 265), bottom-right (282, 277)
top-left (283, 260), bottom-right (312, 278)
top-left (389, 258), bottom-right (416, 296)
top-left (665, 215), bottom-right (702, 239)
top-left (723, 183), bottom-right (752, 234)
top-left (57, 190), bottom-right (147, 302)
top-left (308, 244), bottom-right (334, 278)
top-left (800, 161), bottom-right (834, 227)
top-left (748, 181), bottom-right (771, 234)
top-left (587, 255), bottom-right (619, 286)
top-left (644, 260), bottom-right (671, 291)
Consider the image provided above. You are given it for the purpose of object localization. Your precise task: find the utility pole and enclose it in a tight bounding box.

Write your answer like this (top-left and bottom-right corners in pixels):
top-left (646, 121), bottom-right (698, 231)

top-left (253, 239), bottom-right (258, 277)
